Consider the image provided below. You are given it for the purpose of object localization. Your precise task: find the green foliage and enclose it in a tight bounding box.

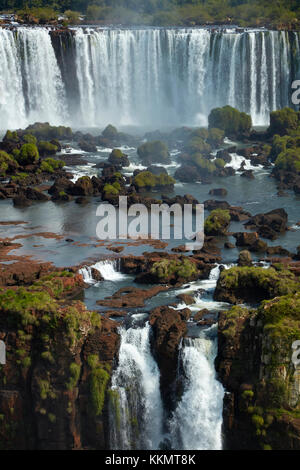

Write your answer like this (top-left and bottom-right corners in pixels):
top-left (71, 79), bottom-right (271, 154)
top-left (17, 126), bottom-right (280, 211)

top-left (16, 143), bottom-right (39, 165)
top-left (275, 148), bottom-right (300, 174)
top-left (23, 134), bottom-right (37, 145)
top-left (40, 158), bottom-right (65, 173)
top-left (133, 170), bottom-right (175, 189)
top-left (4, 130), bottom-right (19, 143)
top-left (66, 362), bottom-right (81, 390)
top-left (186, 136), bottom-right (211, 155)
top-left (191, 154), bottom-right (216, 174)
top-left (268, 107), bottom-right (300, 136)
top-left (38, 141), bottom-right (58, 156)
top-left (218, 266), bottom-right (299, 301)
top-left (204, 209), bottom-right (231, 235)
top-left (151, 258), bottom-right (198, 281)
top-left (88, 354), bottom-right (110, 416)
top-left (1, 0), bottom-right (299, 29)
top-left (103, 183), bottom-right (119, 195)
top-left (64, 9), bottom-right (81, 24)
top-left (137, 140), bottom-right (169, 164)
top-left (207, 127), bottom-right (225, 146)
top-left (208, 105), bottom-right (252, 136)
top-left (0, 151), bottom-right (15, 176)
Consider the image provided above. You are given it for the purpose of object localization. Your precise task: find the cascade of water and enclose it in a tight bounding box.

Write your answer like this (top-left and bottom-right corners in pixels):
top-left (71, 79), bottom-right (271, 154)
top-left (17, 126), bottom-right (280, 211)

top-left (169, 325), bottom-right (224, 450)
top-left (79, 260), bottom-right (126, 283)
top-left (0, 27), bottom-right (297, 129)
top-left (0, 29), bottom-right (26, 129)
top-left (109, 323), bottom-right (164, 450)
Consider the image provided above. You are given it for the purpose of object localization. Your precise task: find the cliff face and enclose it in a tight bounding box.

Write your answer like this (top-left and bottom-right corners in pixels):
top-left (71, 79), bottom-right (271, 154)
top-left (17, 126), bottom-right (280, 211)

top-left (0, 267), bottom-right (120, 450)
top-left (216, 295), bottom-right (300, 450)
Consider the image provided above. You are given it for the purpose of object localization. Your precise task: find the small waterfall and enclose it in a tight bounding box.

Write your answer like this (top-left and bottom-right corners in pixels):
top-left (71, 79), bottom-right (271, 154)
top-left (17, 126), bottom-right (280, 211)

top-left (227, 153), bottom-right (263, 171)
top-left (169, 325), bottom-right (224, 450)
top-left (109, 322), bottom-right (164, 450)
top-left (79, 259), bottom-right (126, 283)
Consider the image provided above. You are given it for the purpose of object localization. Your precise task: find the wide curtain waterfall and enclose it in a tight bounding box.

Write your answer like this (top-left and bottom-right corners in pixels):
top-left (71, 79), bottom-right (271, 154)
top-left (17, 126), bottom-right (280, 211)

top-left (0, 26), bottom-right (299, 129)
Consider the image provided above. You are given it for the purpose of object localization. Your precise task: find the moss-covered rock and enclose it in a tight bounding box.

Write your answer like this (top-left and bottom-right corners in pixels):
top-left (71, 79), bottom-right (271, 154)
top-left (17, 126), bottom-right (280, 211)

top-left (137, 141), bottom-right (170, 165)
top-left (15, 143), bottom-right (39, 165)
top-left (150, 258), bottom-right (198, 284)
top-left (204, 209), bottom-right (231, 236)
top-left (268, 107), bottom-right (300, 136)
top-left (133, 170), bottom-right (175, 190)
top-left (208, 106), bottom-right (252, 136)
top-left (214, 266), bottom-right (299, 304)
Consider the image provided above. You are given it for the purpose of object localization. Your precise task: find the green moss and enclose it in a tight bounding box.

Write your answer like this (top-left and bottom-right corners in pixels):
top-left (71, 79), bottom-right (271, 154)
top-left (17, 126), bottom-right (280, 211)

top-left (89, 367), bottom-right (110, 416)
top-left (0, 151), bottom-right (16, 176)
top-left (16, 143), bottom-right (39, 165)
top-left (108, 389), bottom-right (121, 430)
top-left (133, 171), bottom-right (175, 189)
top-left (275, 148), bottom-right (300, 174)
top-left (48, 413), bottom-right (56, 423)
top-left (268, 107), bottom-right (300, 136)
top-left (40, 158), bottom-right (65, 173)
top-left (208, 106), bottom-right (252, 135)
top-left (137, 140), bottom-right (169, 164)
top-left (252, 414), bottom-right (265, 428)
top-left (218, 266), bottom-right (298, 301)
top-left (103, 183), bottom-right (119, 195)
top-left (204, 209), bottom-right (231, 236)
top-left (23, 134), bottom-right (37, 145)
top-left (151, 258), bottom-right (198, 281)
top-left (66, 362), bottom-right (81, 390)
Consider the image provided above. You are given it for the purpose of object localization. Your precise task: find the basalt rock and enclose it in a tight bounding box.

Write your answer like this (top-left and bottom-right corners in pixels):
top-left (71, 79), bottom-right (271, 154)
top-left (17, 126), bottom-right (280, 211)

top-left (216, 296), bottom-right (300, 450)
top-left (149, 305), bottom-right (188, 405)
top-left (244, 208), bottom-right (288, 240)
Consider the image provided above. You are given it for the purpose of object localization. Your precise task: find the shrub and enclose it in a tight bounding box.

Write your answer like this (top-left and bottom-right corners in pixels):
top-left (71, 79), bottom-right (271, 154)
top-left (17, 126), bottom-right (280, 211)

top-left (0, 151), bottom-right (15, 176)
top-left (64, 10), bottom-right (81, 24)
top-left (204, 209), bottom-right (231, 235)
top-left (208, 106), bottom-right (252, 136)
top-left (40, 158), bottom-right (65, 173)
top-left (137, 141), bottom-right (169, 164)
top-left (274, 148), bottom-right (300, 173)
top-left (103, 183), bottom-right (119, 195)
top-left (38, 141), bottom-right (58, 156)
top-left (16, 143), bottom-right (39, 165)
top-left (268, 107), bottom-right (300, 136)
top-left (208, 128), bottom-right (225, 146)
top-left (133, 171), bottom-right (175, 189)
top-left (66, 362), bottom-right (81, 390)
top-left (150, 258), bottom-right (198, 281)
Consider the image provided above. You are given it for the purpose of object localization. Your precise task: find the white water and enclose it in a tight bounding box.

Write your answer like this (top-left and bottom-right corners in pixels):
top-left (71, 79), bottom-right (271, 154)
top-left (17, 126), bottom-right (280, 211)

top-left (169, 326), bottom-right (224, 450)
top-left (109, 323), bottom-right (164, 450)
top-left (0, 28), bottom-right (299, 129)
top-left (227, 153), bottom-right (264, 172)
top-left (79, 259), bottom-right (126, 283)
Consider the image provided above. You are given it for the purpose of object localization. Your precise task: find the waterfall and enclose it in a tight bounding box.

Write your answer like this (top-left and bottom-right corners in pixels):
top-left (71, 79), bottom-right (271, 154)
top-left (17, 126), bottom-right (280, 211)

top-left (79, 259), bottom-right (126, 283)
top-left (169, 325), bottom-right (224, 450)
top-left (109, 322), bottom-right (164, 450)
top-left (0, 27), bottom-right (299, 129)
top-left (0, 27), bottom-right (67, 129)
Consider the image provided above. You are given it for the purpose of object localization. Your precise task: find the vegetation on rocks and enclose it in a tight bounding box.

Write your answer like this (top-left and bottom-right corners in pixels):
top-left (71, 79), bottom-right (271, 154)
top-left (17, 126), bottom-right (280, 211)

top-left (204, 209), bottom-right (231, 236)
top-left (137, 141), bottom-right (170, 165)
top-left (208, 106), bottom-right (252, 136)
top-left (214, 266), bottom-right (299, 304)
top-left (133, 170), bottom-right (175, 189)
top-left (150, 258), bottom-right (198, 282)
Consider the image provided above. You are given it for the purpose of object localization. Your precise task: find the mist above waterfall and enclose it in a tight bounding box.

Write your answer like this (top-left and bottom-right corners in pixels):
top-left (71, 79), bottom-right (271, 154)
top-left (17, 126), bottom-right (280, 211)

top-left (0, 27), bottom-right (299, 130)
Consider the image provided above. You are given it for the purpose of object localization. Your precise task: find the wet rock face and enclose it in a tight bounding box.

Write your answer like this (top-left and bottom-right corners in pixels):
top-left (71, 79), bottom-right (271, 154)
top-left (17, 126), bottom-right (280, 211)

top-left (149, 305), bottom-right (188, 407)
top-left (216, 295), bottom-right (300, 450)
top-left (0, 268), bottom-right (120, 450)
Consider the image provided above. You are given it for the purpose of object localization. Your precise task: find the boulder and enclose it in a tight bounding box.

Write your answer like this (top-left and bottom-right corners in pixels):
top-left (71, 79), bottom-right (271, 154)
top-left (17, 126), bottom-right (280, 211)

top-left (237, 250), bottom-right (252, 266)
